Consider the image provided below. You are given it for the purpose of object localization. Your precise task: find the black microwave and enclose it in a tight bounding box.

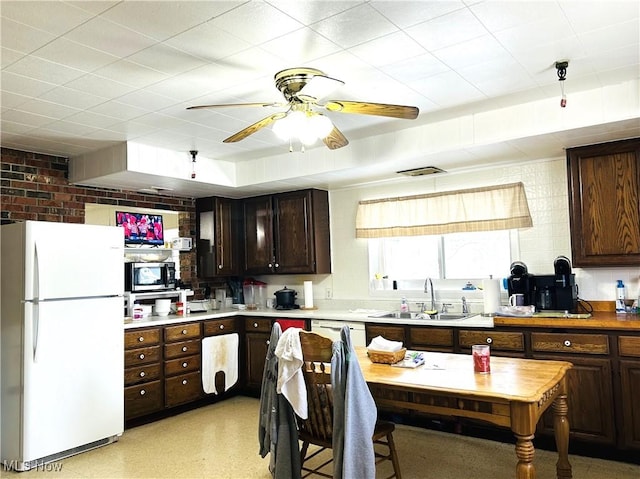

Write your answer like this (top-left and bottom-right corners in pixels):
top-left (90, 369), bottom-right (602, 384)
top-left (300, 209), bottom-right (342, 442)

top-left (125, 262), bottom-right (176, 292)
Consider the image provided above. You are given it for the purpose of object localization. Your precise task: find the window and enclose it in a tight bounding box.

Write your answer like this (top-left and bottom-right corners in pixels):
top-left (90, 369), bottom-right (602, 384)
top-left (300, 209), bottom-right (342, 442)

top-left (369, 230), bottom-right (516, 290)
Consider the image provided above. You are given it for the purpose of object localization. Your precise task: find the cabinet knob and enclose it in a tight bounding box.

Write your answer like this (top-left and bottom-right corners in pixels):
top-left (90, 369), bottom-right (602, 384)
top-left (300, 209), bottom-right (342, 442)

top-left (181, 329), bottom-right (187, 335)
top-left (266, 340), bottom-right (270, 346)
top-left (138, 336), bottom-right (144, 342)
top-left (182, 346), bottom-right (188, 352)
top-left (274, 263), bottom-right (279, 268)
top-left (268, 263), bottom-right (273, 268)
top-left (140, 389), bottom-right (146, 396)
top-left (139, 371), bottom-right (146, 377)
top-left (219, 324), bottom-right (224, 330)
top-left (218, 264), bottom-right (223, 269)
top-left (486, 337), bottom-right (493, 344)
top-left (182, 362), bottom-right (188, 368)
top-left (182, 379), bottom-right (188, 385)
top-left (253, 322), bottom-right (258, 328)
top-left (564, 340), bottom-right (571, 347)
top-left (139, 353), bottom-right (145, 360)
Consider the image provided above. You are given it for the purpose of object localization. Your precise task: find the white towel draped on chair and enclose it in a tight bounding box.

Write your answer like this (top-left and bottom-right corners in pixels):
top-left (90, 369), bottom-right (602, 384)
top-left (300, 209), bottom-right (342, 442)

top-left (202, 333), bottom-right (239, 395)
top-left (274, 327), bottom-right (308, 419)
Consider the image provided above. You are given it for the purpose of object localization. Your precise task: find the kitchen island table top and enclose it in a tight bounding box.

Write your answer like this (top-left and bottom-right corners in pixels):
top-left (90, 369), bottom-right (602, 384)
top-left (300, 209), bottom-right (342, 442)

top-left (356, 347), bottom-right (573, 479)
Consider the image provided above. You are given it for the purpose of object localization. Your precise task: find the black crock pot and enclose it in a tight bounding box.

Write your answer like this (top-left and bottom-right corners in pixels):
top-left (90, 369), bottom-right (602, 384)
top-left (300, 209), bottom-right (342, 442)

top-left (274, 286), bottom-right (297, 309)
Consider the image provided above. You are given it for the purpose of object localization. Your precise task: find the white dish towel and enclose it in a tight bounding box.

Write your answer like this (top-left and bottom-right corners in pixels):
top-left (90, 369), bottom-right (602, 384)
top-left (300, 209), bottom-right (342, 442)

top-left (202, 333), bottom-right (239, 395)
top-left (274, 327), bottom-right (308, 419)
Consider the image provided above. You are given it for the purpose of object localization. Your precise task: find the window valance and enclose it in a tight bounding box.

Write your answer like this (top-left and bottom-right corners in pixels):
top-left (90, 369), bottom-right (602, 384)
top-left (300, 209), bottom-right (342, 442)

top-left (355, 182), bottom-right (533, 238)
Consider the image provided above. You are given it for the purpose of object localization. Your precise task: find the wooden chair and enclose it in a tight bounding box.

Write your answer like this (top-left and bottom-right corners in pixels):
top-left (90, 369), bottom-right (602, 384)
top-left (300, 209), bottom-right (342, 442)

top-left (296, 331), bottom-right (401, 479)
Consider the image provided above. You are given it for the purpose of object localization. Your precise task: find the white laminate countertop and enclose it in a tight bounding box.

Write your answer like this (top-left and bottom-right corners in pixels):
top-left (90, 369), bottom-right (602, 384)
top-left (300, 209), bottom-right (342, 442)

top-left (123, 308), bottom-right (495, 329)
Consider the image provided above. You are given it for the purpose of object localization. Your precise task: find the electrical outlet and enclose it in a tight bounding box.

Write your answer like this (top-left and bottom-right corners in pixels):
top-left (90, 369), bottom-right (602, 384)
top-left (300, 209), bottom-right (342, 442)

top-left (325, 287), bottom-right (332, 299)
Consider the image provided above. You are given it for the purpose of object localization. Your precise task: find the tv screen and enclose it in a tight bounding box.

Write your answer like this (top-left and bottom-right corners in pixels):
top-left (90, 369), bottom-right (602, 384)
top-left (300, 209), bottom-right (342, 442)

top-left (115, 211), bottom-right (164, 246)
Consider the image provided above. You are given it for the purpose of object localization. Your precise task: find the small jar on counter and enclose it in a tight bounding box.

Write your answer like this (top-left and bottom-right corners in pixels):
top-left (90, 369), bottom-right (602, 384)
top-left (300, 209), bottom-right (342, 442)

top-left (176, 301), bottom-right (185, 316)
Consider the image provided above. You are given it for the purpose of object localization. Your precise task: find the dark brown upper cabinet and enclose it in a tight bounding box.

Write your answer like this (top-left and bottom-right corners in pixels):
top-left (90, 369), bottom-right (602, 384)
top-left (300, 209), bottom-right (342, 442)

top-left (195, 196), bottom-right (242, 277)
top-left (567, 138), bottom-right (640, 266)
top-left (243, 189), bottom-right (331, 275)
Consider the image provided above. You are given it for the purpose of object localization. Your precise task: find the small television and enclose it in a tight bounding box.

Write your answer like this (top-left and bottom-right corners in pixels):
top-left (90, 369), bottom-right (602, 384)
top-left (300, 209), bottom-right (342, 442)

top-left (115, 211), bottom-right (164, 246)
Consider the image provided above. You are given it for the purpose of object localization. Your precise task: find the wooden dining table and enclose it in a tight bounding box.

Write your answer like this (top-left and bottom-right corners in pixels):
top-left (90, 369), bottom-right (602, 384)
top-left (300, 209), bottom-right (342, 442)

top-left (355, 347), bottom-right (573, 479)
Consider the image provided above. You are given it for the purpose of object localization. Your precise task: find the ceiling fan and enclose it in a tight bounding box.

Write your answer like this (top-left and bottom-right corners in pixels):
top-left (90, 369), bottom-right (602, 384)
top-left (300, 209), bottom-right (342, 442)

top-left (186, 67), bottom-right (419, 150)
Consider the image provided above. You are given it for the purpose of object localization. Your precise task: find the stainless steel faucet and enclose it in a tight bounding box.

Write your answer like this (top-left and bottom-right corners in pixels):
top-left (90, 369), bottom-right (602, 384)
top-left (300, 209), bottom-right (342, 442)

top-left (462, 296), bottom-right (469, 314)
top-left (424, 278), bottom-right (436, 312)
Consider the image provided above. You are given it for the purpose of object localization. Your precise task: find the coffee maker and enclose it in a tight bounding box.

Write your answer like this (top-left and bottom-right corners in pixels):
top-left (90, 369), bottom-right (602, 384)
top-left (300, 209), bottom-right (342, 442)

top-left (507, 261), bottom-right (536, 306)
top-left (533, 256), bottom-right (578, 312)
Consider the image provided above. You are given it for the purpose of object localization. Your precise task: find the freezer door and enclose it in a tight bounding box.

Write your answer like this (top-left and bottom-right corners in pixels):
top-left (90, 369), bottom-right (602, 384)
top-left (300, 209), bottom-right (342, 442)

top-left (25, 221), bottom-right (124, 300)
top-left (22, 297), bottom-right (124, 462)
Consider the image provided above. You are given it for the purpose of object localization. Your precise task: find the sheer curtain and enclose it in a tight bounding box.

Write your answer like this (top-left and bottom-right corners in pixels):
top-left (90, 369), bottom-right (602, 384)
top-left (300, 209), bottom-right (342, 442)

top-left (356, 182), bottom-right (532, 238)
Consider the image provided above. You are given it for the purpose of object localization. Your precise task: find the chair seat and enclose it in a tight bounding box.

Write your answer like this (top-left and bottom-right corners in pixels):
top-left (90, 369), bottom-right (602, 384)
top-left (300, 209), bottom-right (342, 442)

top-left (373, 420), bottom-right (395, 441)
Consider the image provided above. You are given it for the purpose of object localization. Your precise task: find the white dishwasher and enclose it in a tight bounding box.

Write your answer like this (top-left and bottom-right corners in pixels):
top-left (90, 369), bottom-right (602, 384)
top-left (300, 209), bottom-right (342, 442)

top-left (310, 319), bottom-right (367, 348)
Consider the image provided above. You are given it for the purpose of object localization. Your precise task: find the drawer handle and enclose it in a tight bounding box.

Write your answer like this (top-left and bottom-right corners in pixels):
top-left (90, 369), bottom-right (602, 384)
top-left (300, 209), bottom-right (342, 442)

top-left (253, 322), bottom-right (258, 328)
top-left (218, 264), bottom-right (223, 269)
top-left (486, 337), bottom-right (493, 344)
top-left (138, 336), bottom-right (144, 342)
top-left (182, 346), bottom-right (188, 352)
top-left (564, 340), bottom-right (571, 347)
top-left (182, 329), bottom-right (187, 335)
top-left (182, 379), bottom-right (188, 385)
top-left (139, 371), bottom-right (146, 378)
top-left (266, 339), bottom-right (270, 346)
top-left (139, 353), bottom-right (145, 360)
top-left (182, 362), bottom-right (188, 368)
top-left (140, 389), bottom-right (146, 396)
top-left (219, 324), bottom-right (224, 330)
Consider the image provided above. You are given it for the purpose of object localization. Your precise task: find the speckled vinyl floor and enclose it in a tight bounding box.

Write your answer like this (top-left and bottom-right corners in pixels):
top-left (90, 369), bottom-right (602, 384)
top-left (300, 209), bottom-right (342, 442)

top-left (3, 396), bottom-right (638, 479)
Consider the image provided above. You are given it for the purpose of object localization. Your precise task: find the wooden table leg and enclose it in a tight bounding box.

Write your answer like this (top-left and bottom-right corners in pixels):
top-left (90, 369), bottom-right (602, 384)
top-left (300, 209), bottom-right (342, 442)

top-left (514, 433), bottom-right (536, 479)
top-left (552, 394), bottom-right (572, 479)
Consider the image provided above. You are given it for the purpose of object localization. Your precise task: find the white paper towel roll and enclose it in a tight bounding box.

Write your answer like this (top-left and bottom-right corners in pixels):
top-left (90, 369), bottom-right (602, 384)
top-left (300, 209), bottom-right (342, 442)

top-left (482, 278), bottom-right (501, 315)
top-left (303, 281), bottom-right (314, 309)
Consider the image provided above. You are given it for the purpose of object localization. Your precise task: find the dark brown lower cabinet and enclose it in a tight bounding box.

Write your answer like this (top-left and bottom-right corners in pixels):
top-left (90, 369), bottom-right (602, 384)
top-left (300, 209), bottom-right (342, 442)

top-left (620, 359), bottom-right (640, 449)
top-left (245, 318), bottom-right (273, 392)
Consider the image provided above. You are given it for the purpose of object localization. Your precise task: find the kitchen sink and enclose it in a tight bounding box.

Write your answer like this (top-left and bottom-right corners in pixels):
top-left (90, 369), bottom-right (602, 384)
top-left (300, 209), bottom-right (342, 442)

top-left (369, 311), bottom-right (479, 321)
top-left (437, 313), bottom-right (478, 320)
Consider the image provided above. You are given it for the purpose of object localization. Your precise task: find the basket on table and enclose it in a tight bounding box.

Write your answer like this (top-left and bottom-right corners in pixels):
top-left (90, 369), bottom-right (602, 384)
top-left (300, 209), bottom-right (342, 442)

top-left (367, 348), bottom-right (407, 364)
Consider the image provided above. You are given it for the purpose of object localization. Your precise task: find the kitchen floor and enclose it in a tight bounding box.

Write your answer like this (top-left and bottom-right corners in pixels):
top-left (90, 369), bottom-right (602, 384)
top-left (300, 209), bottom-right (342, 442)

top-left (5, 396), bottom-right (638, 479)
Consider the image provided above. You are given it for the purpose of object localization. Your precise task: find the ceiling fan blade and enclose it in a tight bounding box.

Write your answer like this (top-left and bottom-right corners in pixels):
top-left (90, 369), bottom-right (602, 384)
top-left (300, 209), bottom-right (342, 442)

top-left (324, 100), bottom-right (419, 119)
top-left (223, 113), bottom-right (286, 143)
top-left (323, 126), bottom-right (349, 150)
top-left (187, 102), bottom-right (283, 110)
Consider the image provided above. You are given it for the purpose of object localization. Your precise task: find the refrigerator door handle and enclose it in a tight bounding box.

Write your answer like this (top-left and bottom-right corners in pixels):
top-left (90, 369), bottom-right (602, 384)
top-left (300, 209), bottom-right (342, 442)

top-left (32, 301), bottom-right (40, 363)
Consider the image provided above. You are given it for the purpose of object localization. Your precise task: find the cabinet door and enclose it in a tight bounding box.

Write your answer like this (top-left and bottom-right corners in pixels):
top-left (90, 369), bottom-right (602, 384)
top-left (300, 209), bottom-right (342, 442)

top-left (244, 195), bottom-right (274, 275)
top-left (620, 360), bottom-right (640, 450)
top-left (567, 139), bottom-right (640, 266)
top-left (196, 197), bottom-right (241, 277)
top-left (274, 189), bottom-right (331, 274)
top-left (366, 325), bottom-right (405, 345)
top-left (245, 332), bottom-right (271, 392)
top-left (535, 354), bottom-right (615, 445)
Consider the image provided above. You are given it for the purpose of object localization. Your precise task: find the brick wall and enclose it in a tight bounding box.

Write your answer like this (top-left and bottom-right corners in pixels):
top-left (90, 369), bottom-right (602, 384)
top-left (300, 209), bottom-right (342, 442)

top-left (0, 147), bottom-right (215, 297)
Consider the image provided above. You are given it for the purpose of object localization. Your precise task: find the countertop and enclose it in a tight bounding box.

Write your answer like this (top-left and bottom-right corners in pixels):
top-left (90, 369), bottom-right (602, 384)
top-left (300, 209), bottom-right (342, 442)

top-left (124, 308), bottom-right (640, 331)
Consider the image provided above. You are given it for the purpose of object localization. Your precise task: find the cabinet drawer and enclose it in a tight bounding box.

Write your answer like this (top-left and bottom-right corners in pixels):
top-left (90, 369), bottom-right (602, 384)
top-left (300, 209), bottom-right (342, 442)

top-left (204, 318), bottom-right (237, 336)
top-left (125, 328), bottom-right (161, 349)
top-left (164, 355), bottom-right (200, 376)
top-left (165, 371), bottom-right (203, 408)
top-left (459, 330), bottom-right (524, 351)
top-left (618, 336), bottom-right (640, 357)
top-left (367, 325), bottom-right (405, 343)
top-left (245, 318), bottom-right (272, 333)
top-left (124, 363), bottom-right (162, 386)
top-left (410, 328), bottom-right (453, 348)
top-left (124, 345), bottom-right (161, 367)
top-left (531, 333), bottom-right (609, 355)
top-left (164, 322), bottom-right (201, 342)
top-left (125, 380), bottom-right (163, 420)
top-left (164, 339), bottom-right (201, 359)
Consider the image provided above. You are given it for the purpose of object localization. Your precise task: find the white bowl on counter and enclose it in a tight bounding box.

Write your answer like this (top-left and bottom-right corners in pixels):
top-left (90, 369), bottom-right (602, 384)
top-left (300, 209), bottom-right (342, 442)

top-left (154, 298), bottom-right (171, 316)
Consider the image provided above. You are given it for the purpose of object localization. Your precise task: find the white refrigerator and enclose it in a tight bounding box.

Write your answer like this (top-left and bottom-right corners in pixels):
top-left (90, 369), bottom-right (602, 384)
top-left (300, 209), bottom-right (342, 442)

top-left (1, 220), bottom-right (125, 471)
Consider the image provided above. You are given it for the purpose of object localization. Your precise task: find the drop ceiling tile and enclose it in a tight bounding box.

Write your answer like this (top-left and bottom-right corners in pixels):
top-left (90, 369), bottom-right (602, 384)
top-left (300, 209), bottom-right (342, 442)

top-left (406, 7), bottom-right (487, 51)
top-left (207, 1), bottom-right (304, 45)
top-left (5, 56), bottom-right (86, 85)
top-left (578, 19), bottom-right (640, 54)
top-left (1, 46), bottom-right (24, 68)
top-left (469, 1), bottom-right (565, 32)
top-left (310, 3), bottom-right (398, 49)
top-left (89, 100), bottom-right (153, 121)
top-left (381, 52), bottom-right (450, 83)
top-left (64, 16), bottom-right (157, 58)
top-left (39, 86), bottom-right (108, 110)
top-left (64, 110), bottom-right (123, 130)
top-left (91, 60), bottom-right (170, 89)
top-left (370, 0), bottom-right (465, 28)
top-left (349, 31), bottom-right (426, 67)
top-left (459, 58), bottom-right (538, 97)
top-left (266, 0), bottom-right (364, 25)
top-left (126, 43), bottom-right (208, 77)
top-left (38, 121), bottom-right (100, 137)
top-left (1, 71), bottom-right (57, 97)
top-left (1, 109), bottom-right (57, 128)
top-left (494, 15), bottom-right (575, 55)
top-left (0, 18), bottom-right (57, 54)
top-left (32, 38), bottom-right (119, 72)
top-left (260, 27), bottom-right (342, 64)
top-left (1, 0), bottom-right (94, 36)
top-left (561, 0), bottom-right (640, 34)
top-left (64, 73), bottom-right (137, 99)
top-left (433, 34), bottom-right (513, 70)
top-left (14, 98), bottom-right (80, 120)
top-left (1, 120), bottom-right (34, 135)
top-left (64, 1), bottom-right (119, 16)
top-left (99, 1), bottom-right (239, 41)
top-left (1, 91), bottom-right (30, 109)
top-left (409, 70), bottom-right (485, 107)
